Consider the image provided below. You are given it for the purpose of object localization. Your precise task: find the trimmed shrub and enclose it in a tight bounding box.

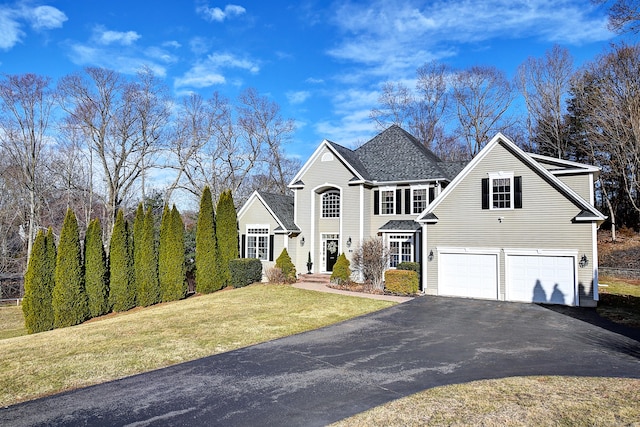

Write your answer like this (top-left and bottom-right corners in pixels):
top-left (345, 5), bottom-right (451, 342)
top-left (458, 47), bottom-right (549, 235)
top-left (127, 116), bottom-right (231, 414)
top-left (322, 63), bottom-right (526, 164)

top-left (52, 209), bottom-right (89, 328)
top-left (23, 229), bottom-right (55, 334)
top-left (384, 269), bottom-right (419, 295)
top-left (229, 258), bottom-right (262, 287)
top-left (109, 210), bottom-right (135, 312)
top-left (136, 207), bottom-right (160, 307)
top-left (275, 248), bottom-right (296, 283)
top-left (196, 186), bottom-right (221, 293)
top-left (159, 205), bottom-right (186, 302)
top-left (216, 189), bottom-right (239, 288)
top-left (330, 253), bottom-right (351, 285)
top-left (397, 262), bottom-right (421, 280)
top-left (84, 219), bottom-right (109, 317)
top-left (265, 266), bottom-right (286, 284)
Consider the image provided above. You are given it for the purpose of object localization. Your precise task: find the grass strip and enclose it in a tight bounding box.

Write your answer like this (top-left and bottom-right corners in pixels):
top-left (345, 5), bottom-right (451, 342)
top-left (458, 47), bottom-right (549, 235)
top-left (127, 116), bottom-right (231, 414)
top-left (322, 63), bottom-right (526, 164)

top-left (332, 376), bottom-right (640, 426)
top-left (0, 284), bottom-right (394, 407)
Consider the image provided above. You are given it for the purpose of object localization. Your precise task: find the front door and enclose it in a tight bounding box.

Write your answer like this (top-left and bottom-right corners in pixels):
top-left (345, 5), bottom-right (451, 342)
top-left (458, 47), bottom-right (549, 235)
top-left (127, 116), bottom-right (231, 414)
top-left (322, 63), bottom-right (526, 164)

top-left (325, 239), bottom-right (339, 272)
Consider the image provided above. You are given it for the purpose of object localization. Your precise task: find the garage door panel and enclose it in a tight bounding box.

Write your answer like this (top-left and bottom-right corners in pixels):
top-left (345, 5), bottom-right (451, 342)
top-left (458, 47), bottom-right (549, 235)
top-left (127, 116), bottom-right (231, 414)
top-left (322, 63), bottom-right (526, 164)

top-left (507, 255), bottom-right (575, 305)
top-left (439, 253), bottom-right (498, 300)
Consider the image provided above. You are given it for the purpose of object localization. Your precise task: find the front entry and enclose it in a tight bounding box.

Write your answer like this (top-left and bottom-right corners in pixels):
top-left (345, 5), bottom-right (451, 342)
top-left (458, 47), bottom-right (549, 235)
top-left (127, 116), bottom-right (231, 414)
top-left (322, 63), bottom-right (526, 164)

top-left (323, 236), bottom-right (339, 272)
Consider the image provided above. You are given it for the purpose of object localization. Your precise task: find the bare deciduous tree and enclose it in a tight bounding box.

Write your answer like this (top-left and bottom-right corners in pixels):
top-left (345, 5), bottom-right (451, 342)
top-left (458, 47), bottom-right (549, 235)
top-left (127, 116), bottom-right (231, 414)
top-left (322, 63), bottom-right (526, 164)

top-left (352, 237), bottom-right (389, 291)
top-left (451, 66), bottom-right (515, 157)
top-left (594, 0), bottom-right (640, 33)
top-left (516, 45), bottom-right (574, 158)
top-left (0, 73), bottom-right (55, 263)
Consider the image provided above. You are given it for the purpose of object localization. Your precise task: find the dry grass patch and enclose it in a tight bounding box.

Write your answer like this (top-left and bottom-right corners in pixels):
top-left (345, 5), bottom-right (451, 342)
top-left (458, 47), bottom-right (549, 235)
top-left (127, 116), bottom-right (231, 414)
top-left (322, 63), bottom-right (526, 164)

top-left (0, 306), bottom-right (26, 339)
top-left (598, 276), bottom-right (640, 328)
top-left (332, 376), bottom-right (640, 426)
top-left (0, 284), bottom-right (393, 407)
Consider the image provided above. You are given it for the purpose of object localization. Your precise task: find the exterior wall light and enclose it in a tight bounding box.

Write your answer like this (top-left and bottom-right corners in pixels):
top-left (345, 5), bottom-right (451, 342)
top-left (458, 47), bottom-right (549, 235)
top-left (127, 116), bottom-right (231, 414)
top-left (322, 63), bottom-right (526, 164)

top-left (346, 237), bottom-right (352, 247)
top-left (428, 250), bottom-right (434, 261)
top-left (300, 237), bottom-right (305, 246)
top-left (579, 254), bottom-right (589, 268)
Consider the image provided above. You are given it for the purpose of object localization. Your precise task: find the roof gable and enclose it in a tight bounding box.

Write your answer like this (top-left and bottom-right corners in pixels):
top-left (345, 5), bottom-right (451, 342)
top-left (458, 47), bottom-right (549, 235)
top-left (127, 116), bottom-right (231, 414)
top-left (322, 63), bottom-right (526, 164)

top-left (417, 133), bottom-right (606, 223)
top-left (238, 191), bottom-right (299, 233)
top-left (288, 140), bottom-right (365, 187)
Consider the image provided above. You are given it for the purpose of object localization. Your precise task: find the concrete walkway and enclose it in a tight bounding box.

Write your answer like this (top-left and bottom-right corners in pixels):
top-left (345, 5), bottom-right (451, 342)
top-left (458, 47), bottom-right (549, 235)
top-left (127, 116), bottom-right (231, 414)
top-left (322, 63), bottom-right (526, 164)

top-left (293, 277), bottom-right (414, 303)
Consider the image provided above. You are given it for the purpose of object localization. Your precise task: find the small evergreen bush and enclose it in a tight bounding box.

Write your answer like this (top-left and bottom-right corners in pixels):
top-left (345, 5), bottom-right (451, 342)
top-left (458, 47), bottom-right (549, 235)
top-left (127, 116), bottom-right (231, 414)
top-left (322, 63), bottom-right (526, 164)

top-left (384, 269), bottom-right (419, 295)
top-left (330, 253), bottom-right (351, 285)
top-left (275, 249), bottom-right (296, 283)
top-left (229, 258), bottom-right (262, 287)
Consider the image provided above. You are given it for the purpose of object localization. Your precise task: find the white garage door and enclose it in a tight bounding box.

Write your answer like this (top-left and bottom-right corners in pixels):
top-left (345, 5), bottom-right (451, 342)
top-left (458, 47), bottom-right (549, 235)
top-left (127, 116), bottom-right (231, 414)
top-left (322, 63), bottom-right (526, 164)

top-left (439, 252), bottom-right (498, 300)
top-left (506, 255), bottom-right (576, 305)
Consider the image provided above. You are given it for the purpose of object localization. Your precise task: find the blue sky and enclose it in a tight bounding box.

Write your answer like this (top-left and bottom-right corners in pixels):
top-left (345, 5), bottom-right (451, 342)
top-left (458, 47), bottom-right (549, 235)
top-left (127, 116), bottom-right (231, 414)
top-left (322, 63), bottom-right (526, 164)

top-left (0, 0), bottom-right (622, 161)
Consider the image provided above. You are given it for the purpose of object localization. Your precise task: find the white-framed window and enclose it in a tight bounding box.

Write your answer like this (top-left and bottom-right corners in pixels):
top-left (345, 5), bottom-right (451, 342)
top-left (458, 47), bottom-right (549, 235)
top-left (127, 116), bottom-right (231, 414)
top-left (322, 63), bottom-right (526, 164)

top-left (380, 187), bottom-right (395, 215)
top-left (389, 234), bottom-right (413, 268)
top-left (411, 186), bottom-right (428, 214)
top-left (489, 172), bottom-right (514, 210)
top-left (322, 190), bottom-right (340, 218)
top-left (247, 226), bottom-right (269, 260)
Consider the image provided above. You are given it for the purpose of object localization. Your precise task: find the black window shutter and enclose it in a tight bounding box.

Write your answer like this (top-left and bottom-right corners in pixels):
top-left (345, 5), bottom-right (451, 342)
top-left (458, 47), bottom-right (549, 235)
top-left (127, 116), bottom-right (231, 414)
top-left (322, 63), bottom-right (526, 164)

top-left (514, 176), bottom-right (522, 209)
top-left (241, 234), bottom-right (246, 258)
top-left (482, 178), bottom-right (489, 209)
top-left (268, 235), bottom-right (274, 261)
top-left (429, 187), bottom-right (435, 203)
top-left (405, 189), bottom-right (411, 214)
top-left (374, 190), bottom-right (379, 215)
top-left (396, 189), bottom-right (402, 214)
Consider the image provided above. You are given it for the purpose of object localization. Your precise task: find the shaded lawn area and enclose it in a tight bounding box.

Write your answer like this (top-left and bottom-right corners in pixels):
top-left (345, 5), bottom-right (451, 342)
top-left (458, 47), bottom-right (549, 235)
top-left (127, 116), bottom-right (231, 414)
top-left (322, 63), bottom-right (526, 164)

top-left (0, 284), bottom-right (394, 407)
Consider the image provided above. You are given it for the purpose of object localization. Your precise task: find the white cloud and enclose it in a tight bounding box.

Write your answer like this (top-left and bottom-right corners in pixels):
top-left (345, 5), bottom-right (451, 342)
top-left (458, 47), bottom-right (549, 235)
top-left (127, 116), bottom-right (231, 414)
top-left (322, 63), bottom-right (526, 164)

top-left (0, 3), bottom-right (66, 50)
top-left (306, 77), bottom-right (325, 84)
top-left (28, 5), bottom-right (67, 30)
top-left (197, 3), bottom-right (246, 22)
top-left (286, 91), bottom-right (311, 105)
top-left (94, 27), bottom-right (141, 46)
top-left (327, 0), bottom-right (613, 79)
top-left (174, 52), bottom-right (259, 90)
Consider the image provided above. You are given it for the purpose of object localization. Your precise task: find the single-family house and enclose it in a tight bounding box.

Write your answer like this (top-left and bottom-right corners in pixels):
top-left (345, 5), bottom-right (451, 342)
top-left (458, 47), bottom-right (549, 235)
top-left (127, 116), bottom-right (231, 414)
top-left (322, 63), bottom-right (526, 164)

top-left (237, 125), bottom-right (605, 306)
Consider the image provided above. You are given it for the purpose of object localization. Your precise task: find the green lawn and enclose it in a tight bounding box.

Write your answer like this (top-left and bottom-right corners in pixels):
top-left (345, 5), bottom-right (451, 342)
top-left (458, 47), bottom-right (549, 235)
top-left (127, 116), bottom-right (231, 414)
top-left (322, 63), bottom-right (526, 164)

top-left (597, 276), bottom-right (640, 328)
top-left (0, 284), bottom-right (394, 406)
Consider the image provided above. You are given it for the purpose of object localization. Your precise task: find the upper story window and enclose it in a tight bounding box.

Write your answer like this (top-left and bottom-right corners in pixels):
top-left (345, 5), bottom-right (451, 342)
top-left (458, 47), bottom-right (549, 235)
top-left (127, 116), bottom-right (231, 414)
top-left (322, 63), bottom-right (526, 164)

top-left (380, 188), bottom-right (395, 215)
top-left (482, 172), bottom-right (522, 210)
top-left (411, 186), bottom-right (428, 214)
top-left (322, 190), bottom-right (340, 218)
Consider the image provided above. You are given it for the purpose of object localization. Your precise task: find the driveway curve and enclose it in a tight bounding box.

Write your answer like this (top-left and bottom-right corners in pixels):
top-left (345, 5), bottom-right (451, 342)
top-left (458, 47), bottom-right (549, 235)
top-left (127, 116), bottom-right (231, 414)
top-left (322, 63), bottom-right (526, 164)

top-left (2, 296), bottom-right (639, 426)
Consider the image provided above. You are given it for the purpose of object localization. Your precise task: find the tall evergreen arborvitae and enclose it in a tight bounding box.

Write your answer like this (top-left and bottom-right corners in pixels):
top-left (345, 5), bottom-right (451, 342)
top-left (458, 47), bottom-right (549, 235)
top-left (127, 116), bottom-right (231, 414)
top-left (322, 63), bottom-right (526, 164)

top-left (159, 205), bottom-right (186, 301)
top-left (137, 207), bottom-right (160, 306)
top-left (215, 189), bottom-right (239, 288)
top-left (52, 209), bottom-right (89, 328)
top-left (84, 219), bottom-right (109, 317)
top-left (132, 203), bottom-right (144, 304)
top-left (22, 229), bottom-right (55, 333)
top-left (108, 210), bottom-right (135, 312)
top-left (196, 186), bottom-right (221, 293)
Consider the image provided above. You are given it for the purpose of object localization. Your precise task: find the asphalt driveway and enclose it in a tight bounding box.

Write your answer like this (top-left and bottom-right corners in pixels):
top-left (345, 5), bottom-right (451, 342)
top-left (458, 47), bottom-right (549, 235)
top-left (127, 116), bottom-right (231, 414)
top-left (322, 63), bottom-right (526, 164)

top-left (2, 296), bottom-right (639, 426)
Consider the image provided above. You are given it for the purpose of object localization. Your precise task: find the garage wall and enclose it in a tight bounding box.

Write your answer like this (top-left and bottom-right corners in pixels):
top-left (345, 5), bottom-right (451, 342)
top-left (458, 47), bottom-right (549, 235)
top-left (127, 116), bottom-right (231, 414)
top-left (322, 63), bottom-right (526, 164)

top-left (423, 141), bottom-right (597, 306)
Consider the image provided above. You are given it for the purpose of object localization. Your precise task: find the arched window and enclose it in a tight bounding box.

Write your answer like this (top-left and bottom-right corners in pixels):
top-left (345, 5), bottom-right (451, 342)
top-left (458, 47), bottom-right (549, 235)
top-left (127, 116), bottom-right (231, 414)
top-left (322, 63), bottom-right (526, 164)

top-left (322, 190), bottom-right (340, 218)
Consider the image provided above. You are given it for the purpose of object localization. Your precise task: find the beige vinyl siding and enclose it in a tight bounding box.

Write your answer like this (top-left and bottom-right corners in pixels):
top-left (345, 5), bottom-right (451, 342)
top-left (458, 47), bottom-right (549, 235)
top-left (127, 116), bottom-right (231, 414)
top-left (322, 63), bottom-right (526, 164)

top-left (425, 141), bottom-right (596, 305)
top-left (295, 146), bottom-right (362, 271)
top-left (237, 197), bottom-right (284, 276)
top-left (557, 174), bottom-right (593, 204)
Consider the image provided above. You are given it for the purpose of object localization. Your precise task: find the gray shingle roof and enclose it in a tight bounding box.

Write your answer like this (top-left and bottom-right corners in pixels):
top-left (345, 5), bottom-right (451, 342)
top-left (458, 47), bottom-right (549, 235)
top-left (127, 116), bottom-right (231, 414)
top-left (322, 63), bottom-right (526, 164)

top-left (378, 220), bottom-right (421, 232)
top-left (326, 125), bottom-right (463, 183)
top-left (257, 191), bottom-right (300, 232)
